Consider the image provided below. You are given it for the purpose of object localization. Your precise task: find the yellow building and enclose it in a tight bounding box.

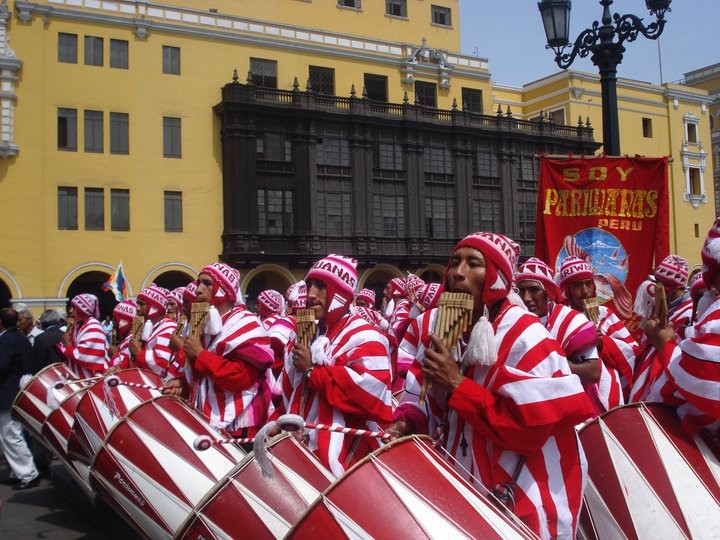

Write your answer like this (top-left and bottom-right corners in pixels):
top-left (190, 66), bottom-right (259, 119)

top-left (0, 0), bottom-right (712, 316)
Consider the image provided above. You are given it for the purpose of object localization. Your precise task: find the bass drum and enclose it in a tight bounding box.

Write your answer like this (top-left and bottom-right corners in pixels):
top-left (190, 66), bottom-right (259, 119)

top-left (578, 402), bottom-right (720, 540)
top-left (176, 433), bottom-right (336, 539)
top-left (286, 435), bottom-right (537, 540)
top-left (12, 362), bottom-right (83, 439)
top-left (90, 395), bottom-right (245, 540)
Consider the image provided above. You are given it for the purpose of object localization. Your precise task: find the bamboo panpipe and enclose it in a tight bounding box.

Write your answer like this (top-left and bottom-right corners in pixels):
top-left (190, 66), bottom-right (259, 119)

top-left (653, 282), bottom-right (668, 327)
top-left (65, 316), bottom-right (75, 338)
top-left (295, 309), bottom-right (316, 347)
top-left (131, 316), bottom-right (145, 341)
top-left (173, 314), bottom-right (187, 338)
top-left (582, 297), bottom-right (600, 326)
top-left (418, 292), bottom-right (473, 406)
top-left (189, 302), bottom-right (209, 338)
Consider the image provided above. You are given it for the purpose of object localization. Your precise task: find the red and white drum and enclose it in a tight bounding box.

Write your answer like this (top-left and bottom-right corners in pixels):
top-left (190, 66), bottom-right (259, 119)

top-left (70, 368), bottom-right (164, 466)
top-left (176, 433), bottom-right (336, 539)
top-left (286, 435), bottom-right (537, 539)
top-left (578, 402), bottom-right (720, 540)
top-left (90, 396), bottom-right (245, 540)
top-left (12, 362), bottom-right (83, 438)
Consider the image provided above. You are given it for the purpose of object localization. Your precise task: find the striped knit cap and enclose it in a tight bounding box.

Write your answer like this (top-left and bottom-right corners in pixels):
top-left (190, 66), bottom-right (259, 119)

top-left (137, 284), bottom-right (169, 318)
top-left (168, 287), bottom-right (185, 310)
top-left (356, 288), bottom-right (377, 309)
top-left (257, 289), bottom-right (285, 316)
top-left (201, 263), bottom-right (241, 306)
top-left (701, 217), bottom-right (720, 285)
top-left (557, 257), bottom-right (594, 292)
top-left (689, 272), bottom-right (707, 297)
top-left (516, 257), bottom-right (559, 302)
top-left (306, 254), bottom-right (358, 327)
top-left (113, 298), bottom-right (136, 334)
top-left (183, 281), bottom-right (197, 303)
top-left (654, 254), bottom-right (689, 291)
top-left (72, 293), bottom-right (100, 320)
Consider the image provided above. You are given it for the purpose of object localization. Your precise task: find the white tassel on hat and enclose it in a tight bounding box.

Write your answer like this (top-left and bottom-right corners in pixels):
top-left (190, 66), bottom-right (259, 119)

top-left (461, 306), bottom-right (497, 367)
top-left (141, 320), bottom-right (154, 342)
top-left (204, 306), bottom-right (223, 336)
top-left (310, 335), bottom-right (333, 366)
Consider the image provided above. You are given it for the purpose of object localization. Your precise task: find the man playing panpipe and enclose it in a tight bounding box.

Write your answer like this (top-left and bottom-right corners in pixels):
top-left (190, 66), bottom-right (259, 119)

top-left (165, 263), bottom-right (274, 440)
top-left (558, 256), bottom-right (638, 403)
top-left (107, 299), bottom-right (137, 371)
top-left (390, 232), bottom-right (595, 540)
top-left (275, 254), bottom-right (393, 476)
top-left (59, 293), bottom-right (109, 378)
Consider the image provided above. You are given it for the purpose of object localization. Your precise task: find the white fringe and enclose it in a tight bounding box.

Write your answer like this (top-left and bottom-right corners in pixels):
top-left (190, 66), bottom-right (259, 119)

top-left (204, 306), bottom-right (223, 336)
top-left (462, 307), bottom-right (497, 367)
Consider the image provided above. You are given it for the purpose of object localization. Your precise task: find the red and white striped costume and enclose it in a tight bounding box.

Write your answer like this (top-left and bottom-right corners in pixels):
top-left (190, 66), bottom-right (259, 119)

top-left (647, 296), bottom-right (720, 437)
top-left (134, 317), bottom-right (179, 381)
top-left (668, 297), bottom-right (694, 341)
top-left (388, 298), bottom-right (411, 342)
top-left (186, 306), bottom-right (274, 437)
top-left (396, 301), bottom-right (595, 540)
top-left (277, 313), bottom-right (393, 476)
top-left (596, 305), bottom-right (638, 400)
top-left (111, 333), bottom-right (133, 369)
top-left (544, 302), bottom-right (622, 412)
top-left (63, 317), bottom-right (108, 378)
top-left (628, 338), bottom-right (664, 403)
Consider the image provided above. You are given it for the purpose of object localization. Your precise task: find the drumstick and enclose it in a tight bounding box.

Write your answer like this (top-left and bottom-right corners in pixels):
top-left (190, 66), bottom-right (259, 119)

top-left (189, 302), bottom-right (209, 338)
top-left (53, 375), bottom-right (105, 389)
top-left (419, 292), bottom-right (473, 406)
top-left (105, 375), bottom-right (163, 392)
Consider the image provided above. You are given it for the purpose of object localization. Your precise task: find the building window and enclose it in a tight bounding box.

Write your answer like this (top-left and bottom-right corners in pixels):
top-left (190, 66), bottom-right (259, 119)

top-left (431, 5), bottom-right (452, 26)
top-left (517, 155), bottom-right (538, 189)
top-left (110, 112), bottom-right (129, 155)
top-left (58, 33), bottom-right (77, 63)
top-left (687, 123), bottom-right (698, 144)
top-left (338, 0), bottom-right (361, 8)
top-left (374, 193), bottom-right (405, 237)
top-left (414, 81), bottom-right (437, 108)
top-left (309, 66), bottom-right (335, 95)
top-left (110, 39), bottom-right (128, 69)
top-left (258, 189), bottom-right (293, 234)
top-left (249, 58), bottom-right (277, 88)
top-left (386, 0), bottom-right (407, 17)
top-left (84, 188), bottom-right (104, 231)
top-left (84, 110), bottom-right (103, 153)
top-left (257, 133), bottom-right (291, 162)
top-left (424, 146), bottom-right (453, 183)
top-left (111, 189), bottom-right (130, 231)
top-left (548, 108), bottom-right (566, 125)
top-left (689, 167), bottom-right (702, 196)
top-left (425, 196), bottom-right (454, 239)
top-left (317, 191), bottom-right (352, 237)
top-left (163, 117), bottom-right (181, 158)
top-left (57, 187), bottom-right (78, 230)
top-left (472, 194), bottom-right (502, 232)
top-left (364, 74), bottom-right (388, 102)
top-left (164, 191), bottom-right (183, 232)
top-left (377, 142), bottom-right (403, 171)
top-left (317, 138), bottom-right (350, 167)
top-left (58, 108), bottom-right (78, 151)
top-left (162, 46), bottom-right (181, 75)
top-left (462, 88), bottom-right (483, 113)
top-left (642, 117), bottom-right (653, 138)
top-left (84, 36), bottom-right (103, 66)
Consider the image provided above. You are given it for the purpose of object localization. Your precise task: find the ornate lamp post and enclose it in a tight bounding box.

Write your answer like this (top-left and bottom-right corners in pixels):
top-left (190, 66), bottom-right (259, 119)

top-left (537, 0), bottom-right (672, 155)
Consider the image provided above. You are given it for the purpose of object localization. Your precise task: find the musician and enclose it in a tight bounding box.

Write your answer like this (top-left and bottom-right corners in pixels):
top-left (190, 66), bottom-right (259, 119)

top-left (128, 284), bottom-right (178, 381)
top-left (668, 270), bottom-right (703, 342)
top-left (166, 263), bottom-right (274, 440)
top-left (59, 294), bottom-right (109, 378)
top-left (390, 233), bottom-right (595, 539)
top-left (382, 277), bottom-right (405, 321)
top-left (558, 256), bottom-right (638, 401)
top-left (683, 273), bottom-right (708, 339)
top-left (166, 287), bottom-right (185, 322)
top-left (277, 254), bottom-right (393, 476)
top-left (354, 288), bottom-right (377, 309)
top-left (645, 218), bottom-right (720, 438)
top-left (256, 289), bottom-right (285, 330)
top-left (107, 299), bottom-right (137, 371)
top-left (515, 258), bottom-right (616, 414)
top-left (654, 254), bottom-right (689, 317)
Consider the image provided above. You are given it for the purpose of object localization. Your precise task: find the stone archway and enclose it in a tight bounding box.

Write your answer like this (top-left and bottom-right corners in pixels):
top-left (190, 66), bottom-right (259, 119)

top-left (65, 270), bottom-right (116, 321)
top-left (152, 270), bottom-right (195, 292)
top-left (244, 269), bottom-right (293, 313)
top-left (358, 264), bottom-right (403, 312)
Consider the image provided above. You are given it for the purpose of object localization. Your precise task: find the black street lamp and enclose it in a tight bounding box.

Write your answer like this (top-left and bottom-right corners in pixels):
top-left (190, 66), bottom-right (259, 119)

top-left (538, 0), bottom-right (672, 156)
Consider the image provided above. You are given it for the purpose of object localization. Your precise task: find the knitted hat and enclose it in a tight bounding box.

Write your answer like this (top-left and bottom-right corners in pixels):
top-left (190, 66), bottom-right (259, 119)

top-left (356, 288), bottom-right (376, 309)
top-left (286, 281), bottom-right (307, 310)
top-left (200, 263), bottom-right (241, 306)
top-left (351, 305), bottom-right (381, 326)
top-left (113, 298), bottom-right (136, 334)
top-left (515, 257), bottom-right (559, 302)
top-left (557, 256), bottom-right (594, 292)
top-left (168, 287), bottom-right (185, 310)
top-left (654, 255), bottom-right (689, 291)
top-left (306, 254), bottom-right (358, 327)
top-left (632, 277), bottom-right (656, 321)
top-left (416, 282), bottom-right (443, 312)
top-left (689, 272), bottom-right (707, 297)
top-left (72, 293), bottom-right (100, 320)
top-left (257, 289), bottom-right (285, 316)
top-left (448, 232), bottom-right (520, 306)
top-left (389, 277), bottom-right (406, 299)
top-left (405, 274), bottom-right (426, 298)
top-left (183, 281), bottom-right (197, 303)
top-left (701, 217), bottom-right (720, 285)
top-left (137, 284), bottom-right (169, 318)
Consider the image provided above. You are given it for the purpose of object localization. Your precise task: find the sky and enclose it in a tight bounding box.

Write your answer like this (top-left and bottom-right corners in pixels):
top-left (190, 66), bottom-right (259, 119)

top-left (458, 0), bottom-right (717, 87)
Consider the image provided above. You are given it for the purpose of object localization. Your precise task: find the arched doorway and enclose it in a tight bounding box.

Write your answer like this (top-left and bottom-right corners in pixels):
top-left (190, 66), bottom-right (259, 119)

top-left (0, 278), bottom-right (11, 309)
top-left (65, 270), bottom-right (117, 321)
top-left (418, 269), bottom-right (443, 283)
top-left (244, 271), bottom-right (293, 313)
top-left (359, 266), bottom-right (402, 312)
top-left (153, 270), bottom-right (195, 292)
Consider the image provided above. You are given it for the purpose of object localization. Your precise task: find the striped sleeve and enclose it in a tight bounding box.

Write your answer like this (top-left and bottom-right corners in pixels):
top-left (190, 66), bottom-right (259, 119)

top-left (68, 319), bottom-right (108, 374)
top-left (135, 318), bottom-right (177, 380)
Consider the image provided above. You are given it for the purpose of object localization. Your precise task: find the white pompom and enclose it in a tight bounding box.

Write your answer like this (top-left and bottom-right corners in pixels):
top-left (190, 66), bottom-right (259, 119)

top-left (461, 308), bottom-right (497, 367)
top-left (310, 335), bottom-right (333, 366)
top-left (506, 291), bottom-right (527, 310)
top-left (19, 374), bottom-right (33, 390)
top-left (141, 320), bottom-right (153, 342)
top-left (205, 306), bottom-right (223, 336)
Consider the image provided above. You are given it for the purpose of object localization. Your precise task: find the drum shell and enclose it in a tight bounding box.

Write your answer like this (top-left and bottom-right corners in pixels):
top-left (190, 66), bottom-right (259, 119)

top-left (176, 434), bottom-right (335, 539)
top-left (286, 435), bottom-right (536, 540)
top-left (90, 395), bottom-right (245, 540)
top-left (578, 403), bottom-right (720, 540)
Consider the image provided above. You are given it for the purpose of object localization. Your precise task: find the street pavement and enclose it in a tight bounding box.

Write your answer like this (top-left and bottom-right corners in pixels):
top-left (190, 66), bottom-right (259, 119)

top-left (0, 454), bottom-right (141, 539)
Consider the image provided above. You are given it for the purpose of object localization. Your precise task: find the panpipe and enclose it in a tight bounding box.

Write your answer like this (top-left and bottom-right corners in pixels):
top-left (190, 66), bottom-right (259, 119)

top-left (173, 314), bottom-right (187, 338)
top-left (189, 302), bottom-right (209, 338)
top-left (110, 328), bottom-right (118, 346)
top-left (295, 309), bottom-right (316, 347)
top-left (131, 316), bottom-right (145, 341)
top-left (418, 292), bottom-right (473, 406)
top-left (65, 316), bottom-right (75, 337)
top-left (583, 297), bottom-right (600, 326)
top-left (653, 282), bottom-right (668, 327)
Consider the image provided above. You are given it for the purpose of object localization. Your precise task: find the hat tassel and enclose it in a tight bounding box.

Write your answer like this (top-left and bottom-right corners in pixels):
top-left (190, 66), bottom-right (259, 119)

top-left (462, 307), bottom-right (496, 367)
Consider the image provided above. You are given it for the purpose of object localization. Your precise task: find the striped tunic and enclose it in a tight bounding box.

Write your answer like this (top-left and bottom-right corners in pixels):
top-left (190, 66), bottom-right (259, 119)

top-left (134, 317), bottom-right (178, 381)
top-left (187, 307), bottom-right (274, 436)
top-left (110, 333), bottom-right (133, 369)
top-left (648, 296), bottom-right (720, 437)
top-left (668, 298), bottom-right (694, 341)
top-left (596, 305), bottom-right (639, 400)
top-left (396, 300), bottom-right (595, 540)
top-left (278, 313), bottom-right (393, 476)
top-left (63, 317), bottom-right (108, 377)
top-left (629, 339), bottom-right (664, 403)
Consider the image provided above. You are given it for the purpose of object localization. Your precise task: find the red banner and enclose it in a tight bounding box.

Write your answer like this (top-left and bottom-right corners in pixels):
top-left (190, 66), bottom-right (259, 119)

top-left (534, 155), bottom-right (669, 320)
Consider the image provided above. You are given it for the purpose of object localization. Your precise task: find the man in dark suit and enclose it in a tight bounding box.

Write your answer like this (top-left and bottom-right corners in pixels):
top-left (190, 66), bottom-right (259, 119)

top-left (31, 309), bottom-right (65, 374)
top-left (0, 308), bottom-right (40, 490)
